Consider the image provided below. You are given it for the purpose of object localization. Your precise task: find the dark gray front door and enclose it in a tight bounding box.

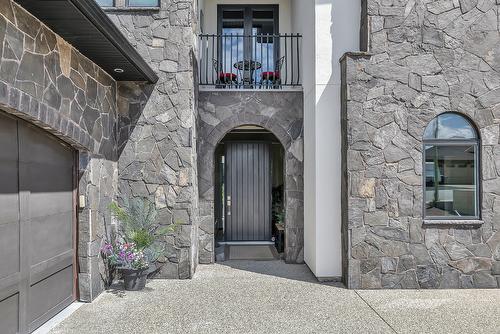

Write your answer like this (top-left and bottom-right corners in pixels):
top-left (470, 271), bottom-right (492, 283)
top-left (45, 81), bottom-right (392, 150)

top-left (225, 142), bottom-right (271, 242)
top-left (0, 112), bottom-right (75, 334)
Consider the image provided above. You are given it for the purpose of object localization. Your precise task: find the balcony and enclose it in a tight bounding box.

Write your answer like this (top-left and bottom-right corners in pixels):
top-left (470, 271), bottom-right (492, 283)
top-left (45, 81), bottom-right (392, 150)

top-left (198, 33), bottom-right (302, 89)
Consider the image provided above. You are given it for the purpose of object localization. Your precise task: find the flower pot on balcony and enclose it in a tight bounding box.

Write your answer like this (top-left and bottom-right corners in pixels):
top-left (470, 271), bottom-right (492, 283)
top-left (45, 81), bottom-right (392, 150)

top-left (121, 268), bottom-right (148, 291)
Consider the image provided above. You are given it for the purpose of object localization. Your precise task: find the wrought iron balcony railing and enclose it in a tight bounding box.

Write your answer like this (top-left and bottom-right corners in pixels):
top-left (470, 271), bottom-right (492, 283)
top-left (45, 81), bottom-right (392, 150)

top-left (198, 33), bottom-right (302, 89)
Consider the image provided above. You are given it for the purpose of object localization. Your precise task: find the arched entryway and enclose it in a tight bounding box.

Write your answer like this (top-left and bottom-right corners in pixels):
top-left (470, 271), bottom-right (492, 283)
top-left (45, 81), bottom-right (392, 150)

top-left (197, 101), bottom-right (304, 265)
top-left (213, 126), bottom-right (286, 260)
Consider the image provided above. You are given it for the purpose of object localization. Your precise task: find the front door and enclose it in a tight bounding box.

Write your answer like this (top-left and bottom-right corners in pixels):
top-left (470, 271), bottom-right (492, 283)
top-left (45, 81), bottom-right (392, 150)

top-left (225, 142), bottom-right (272, 242)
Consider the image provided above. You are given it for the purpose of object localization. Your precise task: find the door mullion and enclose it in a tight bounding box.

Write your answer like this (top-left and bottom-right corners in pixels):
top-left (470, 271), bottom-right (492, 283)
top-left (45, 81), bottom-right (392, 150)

top-left (244, 6), bottom-right (252, 85)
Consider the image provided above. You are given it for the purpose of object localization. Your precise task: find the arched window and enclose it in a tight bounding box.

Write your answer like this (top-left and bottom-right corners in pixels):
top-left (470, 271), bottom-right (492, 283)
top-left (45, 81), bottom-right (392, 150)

top-left (423, 113), bottom-right (479, 219)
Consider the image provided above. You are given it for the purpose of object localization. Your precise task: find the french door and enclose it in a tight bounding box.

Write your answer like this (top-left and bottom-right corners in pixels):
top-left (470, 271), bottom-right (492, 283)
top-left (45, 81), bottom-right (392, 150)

top-left (217, 5), bottom-right (279, 81)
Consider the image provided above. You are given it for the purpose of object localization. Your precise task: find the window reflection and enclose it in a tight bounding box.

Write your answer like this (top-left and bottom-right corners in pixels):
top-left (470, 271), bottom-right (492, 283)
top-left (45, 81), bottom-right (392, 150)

top-left (96, 0), bottom-right (113, 6)
top-left (424, 113), bottom-right (477, 140)
top-left (128, 0), bottom-right (159, 6)
top-left (425, 145), bottom-right (477, 217)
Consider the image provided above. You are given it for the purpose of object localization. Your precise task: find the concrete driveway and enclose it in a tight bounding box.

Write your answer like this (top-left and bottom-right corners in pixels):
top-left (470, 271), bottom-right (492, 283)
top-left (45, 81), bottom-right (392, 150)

top-left (50, 261), bottom-right (500, 334)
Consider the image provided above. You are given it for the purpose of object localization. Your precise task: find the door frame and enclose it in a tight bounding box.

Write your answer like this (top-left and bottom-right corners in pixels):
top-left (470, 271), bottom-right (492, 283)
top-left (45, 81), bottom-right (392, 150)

top-left (72, 151), bottom-right (79, 301)
top-left (217, 4), bottom-right (280, 37)
top-left (223, 140), bottom-right (273, 242)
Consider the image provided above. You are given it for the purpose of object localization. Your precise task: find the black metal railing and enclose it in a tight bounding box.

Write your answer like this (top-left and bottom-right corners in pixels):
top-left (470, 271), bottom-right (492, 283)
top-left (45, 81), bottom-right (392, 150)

top-left (198, 33), bottom-right (302, 89)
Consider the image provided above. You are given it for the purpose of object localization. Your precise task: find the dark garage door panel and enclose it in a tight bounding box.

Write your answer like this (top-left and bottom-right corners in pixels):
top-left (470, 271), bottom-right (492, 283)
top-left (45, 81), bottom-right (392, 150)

top-left (0, 114), bottom-right (20, 283)
top-left (30, 211), bottom-right (73, 266)
top-left (0, 293), bottom-right (19, 334)
top-left (0, 221), bottom-right (20, 280)
top-left (0, 112), bottom-right (75, 334)
top-left (28, 266), bottom-right (74, 327)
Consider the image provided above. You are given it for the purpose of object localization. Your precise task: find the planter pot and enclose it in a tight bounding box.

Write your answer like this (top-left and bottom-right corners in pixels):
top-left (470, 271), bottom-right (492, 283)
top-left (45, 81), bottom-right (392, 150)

top-left (120, 268), bottom-right (148, 291)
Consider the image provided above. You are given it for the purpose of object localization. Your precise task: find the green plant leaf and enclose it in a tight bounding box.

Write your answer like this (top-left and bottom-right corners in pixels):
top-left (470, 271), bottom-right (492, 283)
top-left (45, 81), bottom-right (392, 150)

top-left (107, 198), bottom-right (193, 268)
top-left (130, 229), bottom-right (154, 250)
top-left (109, 202), bottom-right (130, 225)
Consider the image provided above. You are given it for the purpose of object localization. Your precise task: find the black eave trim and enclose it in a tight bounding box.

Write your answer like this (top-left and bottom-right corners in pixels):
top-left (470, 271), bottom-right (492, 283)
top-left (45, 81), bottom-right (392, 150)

top-left (68, 0), bottom-right (159, 83)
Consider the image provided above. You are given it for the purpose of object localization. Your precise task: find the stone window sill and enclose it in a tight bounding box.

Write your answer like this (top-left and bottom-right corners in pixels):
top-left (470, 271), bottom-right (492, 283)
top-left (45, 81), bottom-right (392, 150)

top-left (423, 219), bottom-right (484, 227)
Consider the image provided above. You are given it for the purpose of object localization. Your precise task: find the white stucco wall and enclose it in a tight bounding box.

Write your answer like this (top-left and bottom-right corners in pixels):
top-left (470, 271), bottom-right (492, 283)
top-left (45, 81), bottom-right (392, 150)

top-left (316, 0), bottom-right (360, 278)
top-left (296, 0), bottom-right (360, 279)
top-left (202, 0), bottom-right (292, 34)
top-left (290, 0), bottom-right (316, 273)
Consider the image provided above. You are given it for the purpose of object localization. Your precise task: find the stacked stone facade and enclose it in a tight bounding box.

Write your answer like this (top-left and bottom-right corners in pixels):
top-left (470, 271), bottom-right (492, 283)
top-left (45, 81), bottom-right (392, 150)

top-left (1, 0), bottom-right (203, 298)
top-left (0, 0), bottom-right (118, 300)
top-left (6, 0), bottom-right (499, 297)
top-left (2, 0), bottom-right (306, 302)
top-left (106, 1), bottom-right (200, 279)
top-left (197, 90), bottom-right (304, 264)
top-left (341, 0), bottom-right (500, 288)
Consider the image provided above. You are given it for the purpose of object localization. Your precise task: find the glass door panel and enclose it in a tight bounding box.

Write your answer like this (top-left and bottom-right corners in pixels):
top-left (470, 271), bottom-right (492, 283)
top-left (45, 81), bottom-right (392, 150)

top-left (221, 9), bottom-right (244, 76)
top-left (252, 9), bottom-right (276, 81)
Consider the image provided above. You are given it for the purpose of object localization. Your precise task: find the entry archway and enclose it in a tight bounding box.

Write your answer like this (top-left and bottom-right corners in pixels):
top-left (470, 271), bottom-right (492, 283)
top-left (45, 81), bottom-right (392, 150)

top-left (212, 126), bottom-right (285, 260)
top-left (197, 107), bottom-right (304, 265)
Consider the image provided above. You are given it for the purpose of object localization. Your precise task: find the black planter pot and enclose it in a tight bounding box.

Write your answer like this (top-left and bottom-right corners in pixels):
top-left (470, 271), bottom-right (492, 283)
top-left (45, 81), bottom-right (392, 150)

top-left (120, 268), bottom-right (148, 291)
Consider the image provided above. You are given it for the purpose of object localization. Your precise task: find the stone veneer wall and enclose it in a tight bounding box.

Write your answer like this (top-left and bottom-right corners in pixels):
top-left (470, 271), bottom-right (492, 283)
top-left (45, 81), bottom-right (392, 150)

top-left (0, 0), bottom-right (118, 301)
top-left (197, 90), bottom-right (304, 264)
top-left (341, 0), bottom-right (500, 288)
top-left (106, 1), bottom-right (200, 278)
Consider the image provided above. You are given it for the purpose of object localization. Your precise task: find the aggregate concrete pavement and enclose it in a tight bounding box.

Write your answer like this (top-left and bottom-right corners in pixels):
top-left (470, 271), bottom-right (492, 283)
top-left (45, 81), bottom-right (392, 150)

top-left (50, 261), bottom-right (500, 334)
top-left (356, 289), bottom-right (500, 334)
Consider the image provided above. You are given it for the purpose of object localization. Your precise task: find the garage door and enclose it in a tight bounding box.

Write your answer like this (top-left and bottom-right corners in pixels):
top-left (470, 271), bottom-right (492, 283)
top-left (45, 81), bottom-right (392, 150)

top-left (0, 112), bottom-right (76, 334)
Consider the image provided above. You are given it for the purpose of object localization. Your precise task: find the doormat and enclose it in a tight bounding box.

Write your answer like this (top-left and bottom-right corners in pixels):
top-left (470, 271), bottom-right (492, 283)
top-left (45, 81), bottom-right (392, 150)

top-left (226, 245), bottom-right (279, 261)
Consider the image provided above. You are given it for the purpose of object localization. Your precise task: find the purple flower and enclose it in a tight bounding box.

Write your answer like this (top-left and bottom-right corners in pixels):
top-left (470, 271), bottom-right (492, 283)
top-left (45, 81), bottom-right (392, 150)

top-left (101, 240), bottom-right (148, 270)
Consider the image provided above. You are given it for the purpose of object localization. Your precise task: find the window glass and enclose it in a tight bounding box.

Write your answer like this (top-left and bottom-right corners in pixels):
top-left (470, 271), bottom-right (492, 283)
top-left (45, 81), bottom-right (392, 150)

top-left (423, 113), bottom-right (477, 140)
top-left (128, 0), bottom-right (160, 7)
top-left (423, 113), bottom-right (479, 220)
top-left (424, 145), bottom-right (477, 218)
top-left (221, 9), bottom-right (244, 74)
top-left (252, 9), bottom-right (276, 78)
top-left (96, 0), bottom-right (114, 6)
